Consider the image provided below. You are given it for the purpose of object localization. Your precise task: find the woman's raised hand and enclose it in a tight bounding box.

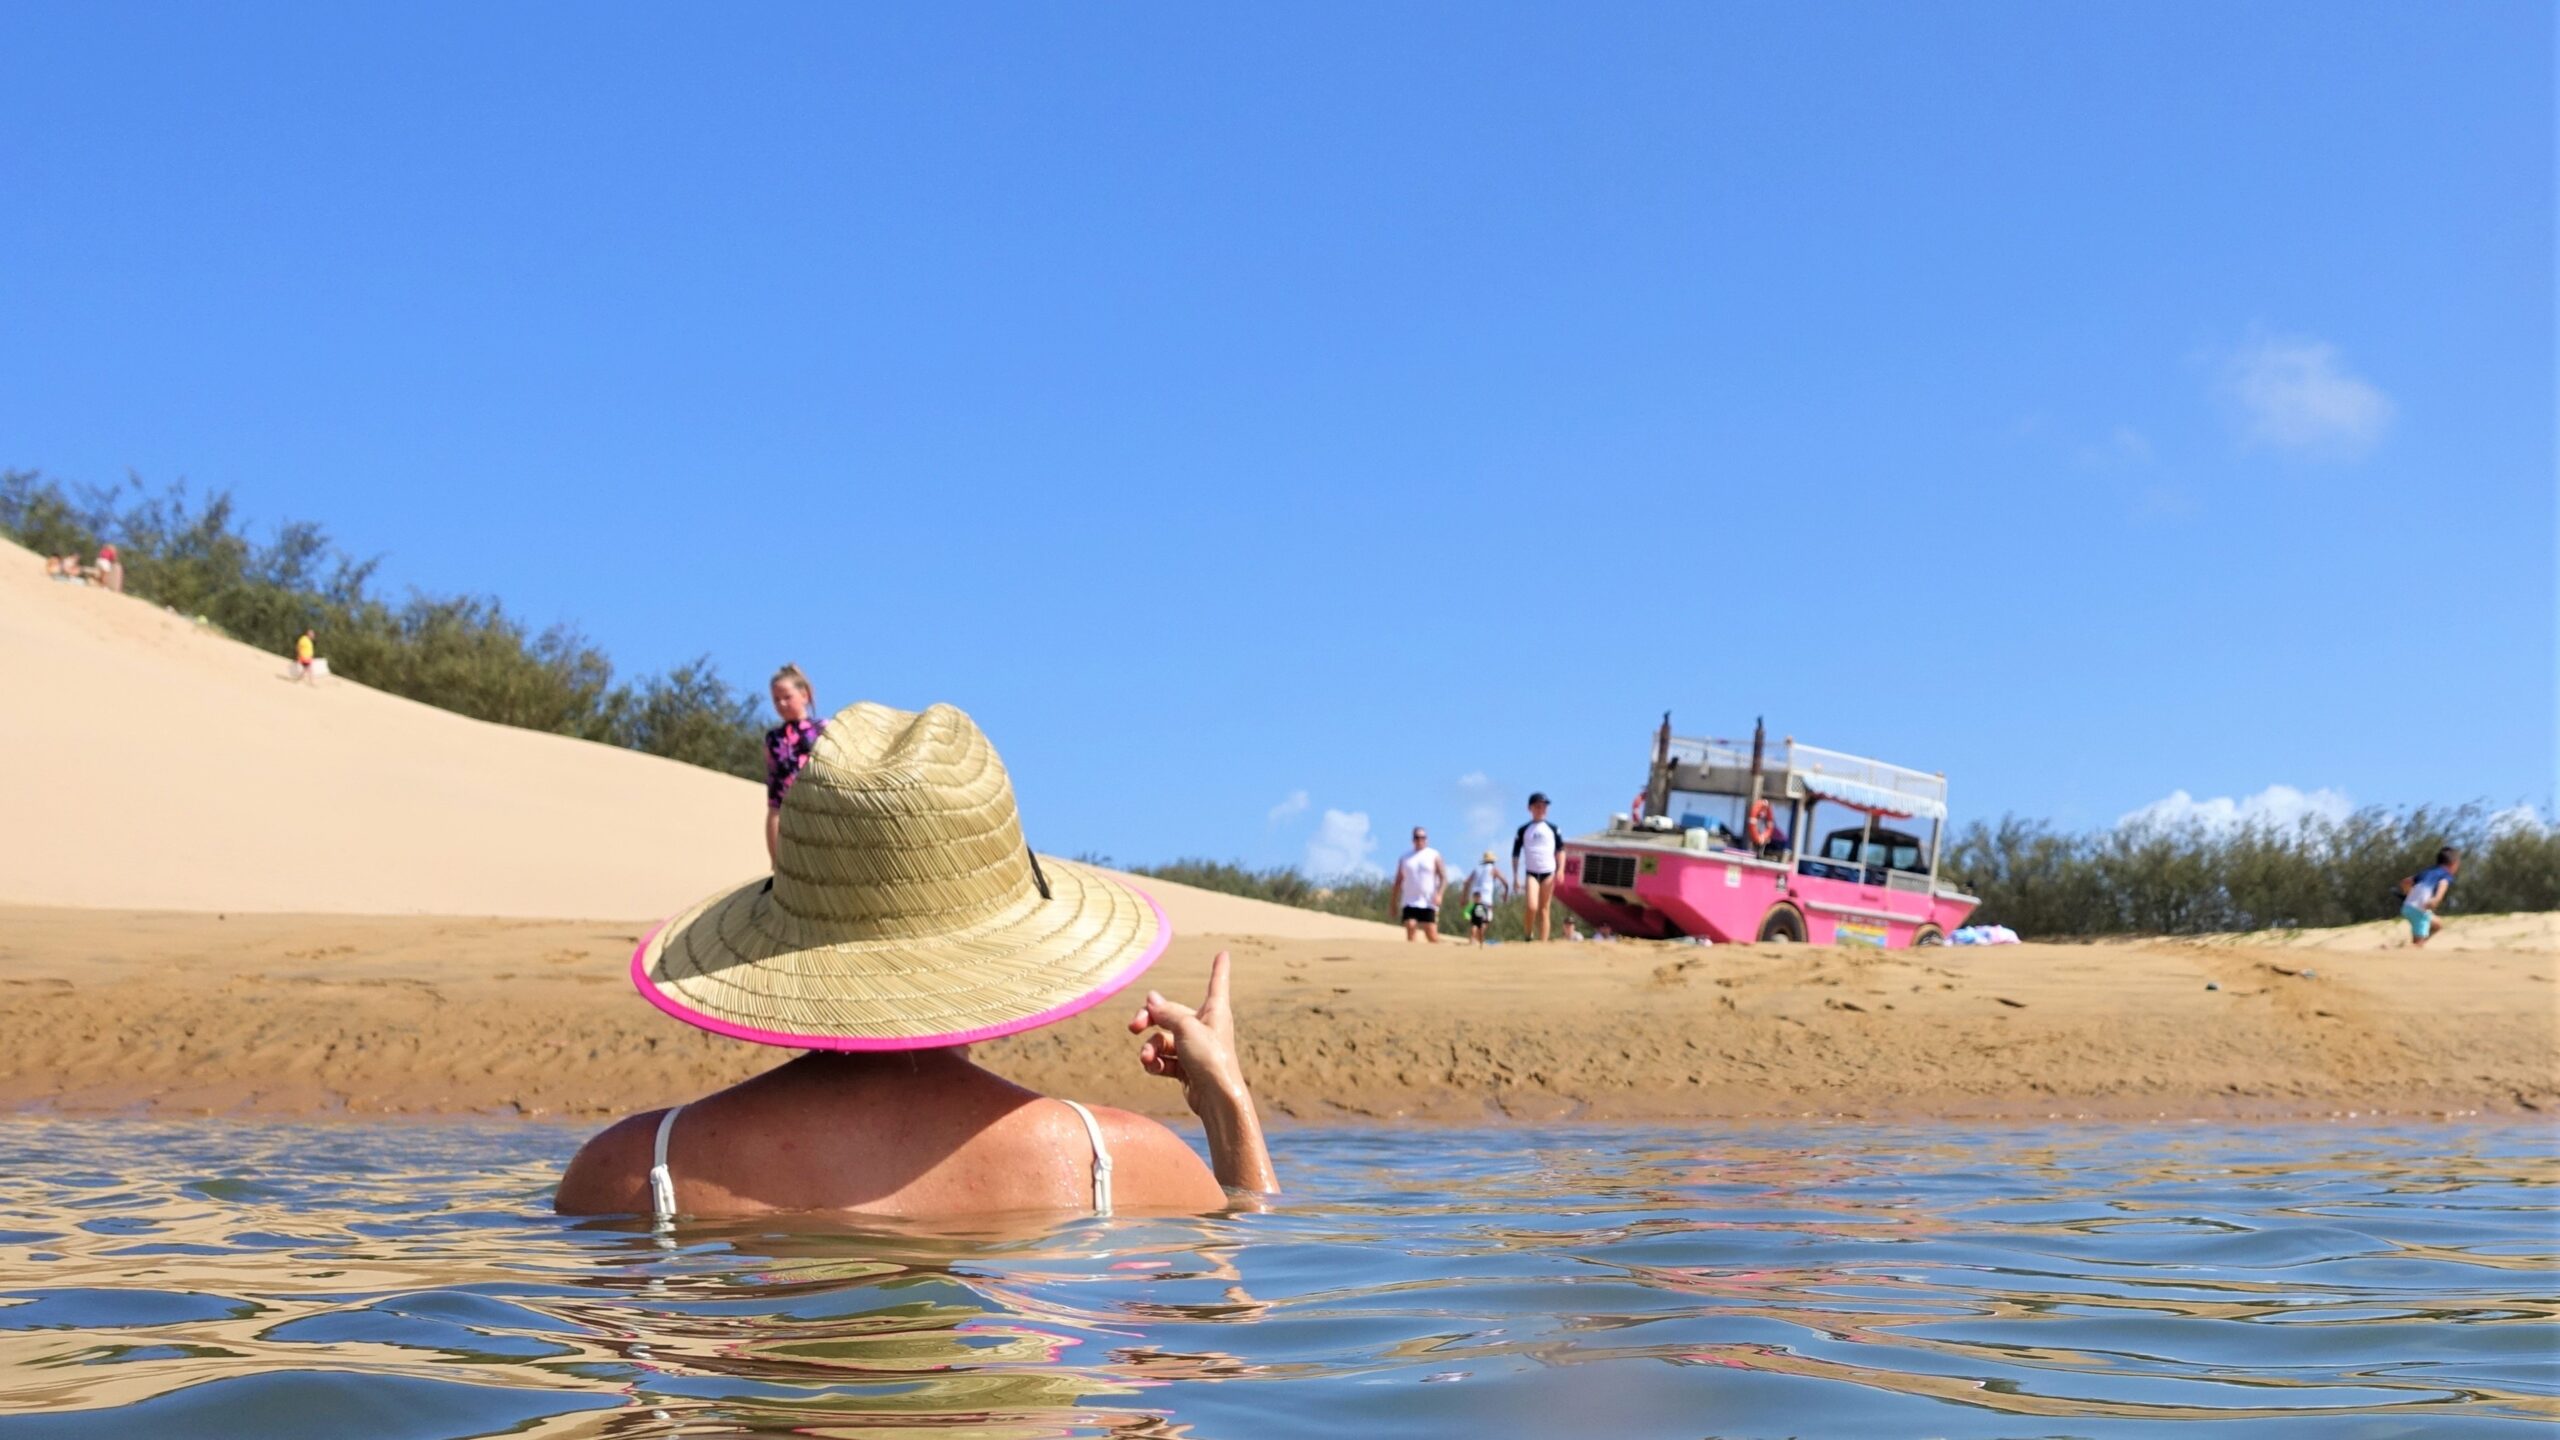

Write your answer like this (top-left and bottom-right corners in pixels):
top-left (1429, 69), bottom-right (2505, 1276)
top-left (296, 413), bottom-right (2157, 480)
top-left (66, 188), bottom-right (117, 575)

top-left (1131, 951), bottom-right (1247, 1107)
top-left (1130, 950), bottom-right (1275, 1194)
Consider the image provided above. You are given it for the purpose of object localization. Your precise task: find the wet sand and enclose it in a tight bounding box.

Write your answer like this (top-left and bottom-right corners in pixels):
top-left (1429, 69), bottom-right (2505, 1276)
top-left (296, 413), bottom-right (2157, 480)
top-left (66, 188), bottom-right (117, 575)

top-left (3, 905), bottom-right (2549, 1123)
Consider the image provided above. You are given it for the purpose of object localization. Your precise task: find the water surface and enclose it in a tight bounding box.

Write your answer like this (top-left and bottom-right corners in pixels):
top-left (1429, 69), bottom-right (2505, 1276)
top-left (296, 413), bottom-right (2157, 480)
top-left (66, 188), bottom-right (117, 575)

top-left (0, 1121), bottom-right (2551, 1437)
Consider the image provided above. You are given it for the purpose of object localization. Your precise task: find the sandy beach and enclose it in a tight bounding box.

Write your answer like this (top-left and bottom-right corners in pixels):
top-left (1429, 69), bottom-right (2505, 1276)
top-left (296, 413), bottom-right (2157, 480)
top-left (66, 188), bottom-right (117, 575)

top-left (2, 904), bottom-right (2550, 1123)
top-left (6, 536), bottom-right (2555, 1124)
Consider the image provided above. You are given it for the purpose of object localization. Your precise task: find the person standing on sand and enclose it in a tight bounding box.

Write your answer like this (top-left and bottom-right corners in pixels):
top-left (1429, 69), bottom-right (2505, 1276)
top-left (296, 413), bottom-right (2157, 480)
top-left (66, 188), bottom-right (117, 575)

top-left (92, 544), bottom-right (122, 592)
top-left (294, 629), bottom-right (317, 683)
top-left (1513, 793), bottom-right (1564, 943)
top-left (2400, 847), bottom-right (2460, 948)
top-left (764, 663), bottom-right (827, 865)
top-left (1395, 826), bottom-right (1449, 943)
top-left (1465, 849), bottom-right (1510, 946)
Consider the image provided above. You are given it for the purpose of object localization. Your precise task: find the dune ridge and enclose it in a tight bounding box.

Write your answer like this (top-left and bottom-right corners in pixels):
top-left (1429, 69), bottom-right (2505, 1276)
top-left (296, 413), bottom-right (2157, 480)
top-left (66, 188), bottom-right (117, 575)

top-left (0, 537), bottom-right (1387, 939)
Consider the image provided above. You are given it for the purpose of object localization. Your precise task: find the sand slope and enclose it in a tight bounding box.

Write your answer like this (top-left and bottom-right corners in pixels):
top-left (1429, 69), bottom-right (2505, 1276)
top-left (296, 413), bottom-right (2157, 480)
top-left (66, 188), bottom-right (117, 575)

top-left (0, 539), bottom-right (1388, 939)
top-left (2196, 912), bottom-right (2559, 953)
top-left (0, 906), bottom-right (2548, 1122)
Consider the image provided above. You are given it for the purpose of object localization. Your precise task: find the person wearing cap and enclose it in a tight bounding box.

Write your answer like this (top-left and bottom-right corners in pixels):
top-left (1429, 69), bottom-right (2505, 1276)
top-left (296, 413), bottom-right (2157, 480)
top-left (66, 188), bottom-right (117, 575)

top-left (556, 702), bottom-right (1277, 1221)
top-left (91, 544), bottom-right (122, 592)
top-left (1513, 793), bottom-right (1564, 942)
top-left (1464, 849), bottom-right (1511, 947)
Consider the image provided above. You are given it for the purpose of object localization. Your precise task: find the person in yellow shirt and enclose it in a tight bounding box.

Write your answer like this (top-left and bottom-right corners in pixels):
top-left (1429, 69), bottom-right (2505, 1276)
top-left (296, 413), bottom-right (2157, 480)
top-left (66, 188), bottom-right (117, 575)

top-left (294, 629), bottom-right (316, 683)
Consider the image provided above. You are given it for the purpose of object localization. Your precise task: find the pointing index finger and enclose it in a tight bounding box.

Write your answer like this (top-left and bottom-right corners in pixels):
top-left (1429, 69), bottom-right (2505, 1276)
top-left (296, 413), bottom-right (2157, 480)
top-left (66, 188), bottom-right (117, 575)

top-left (1204, 950), bottom-right (1232, 1018)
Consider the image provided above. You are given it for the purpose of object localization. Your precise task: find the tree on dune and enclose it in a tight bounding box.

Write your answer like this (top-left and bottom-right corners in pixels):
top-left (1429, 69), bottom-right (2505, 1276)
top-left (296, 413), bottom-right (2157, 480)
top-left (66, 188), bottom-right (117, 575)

top-left (1, 469), bottom-right (766, 781)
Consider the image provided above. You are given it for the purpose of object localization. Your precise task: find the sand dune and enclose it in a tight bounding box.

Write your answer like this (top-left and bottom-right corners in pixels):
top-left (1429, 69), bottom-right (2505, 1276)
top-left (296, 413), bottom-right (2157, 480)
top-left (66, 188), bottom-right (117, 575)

top-left (0, 538), bottom-right (1388, 940)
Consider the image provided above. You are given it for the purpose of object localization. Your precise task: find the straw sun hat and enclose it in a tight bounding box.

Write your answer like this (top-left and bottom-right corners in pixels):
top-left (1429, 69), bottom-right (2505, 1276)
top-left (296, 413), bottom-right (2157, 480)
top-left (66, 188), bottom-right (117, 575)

top-left (632, 702), bottom-right (1167, 1050)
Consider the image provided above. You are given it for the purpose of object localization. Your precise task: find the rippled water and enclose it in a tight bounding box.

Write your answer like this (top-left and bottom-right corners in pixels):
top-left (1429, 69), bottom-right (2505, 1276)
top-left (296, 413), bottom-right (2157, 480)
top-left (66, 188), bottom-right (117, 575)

top-left (0, 1122), bottom-right (2552, 1438)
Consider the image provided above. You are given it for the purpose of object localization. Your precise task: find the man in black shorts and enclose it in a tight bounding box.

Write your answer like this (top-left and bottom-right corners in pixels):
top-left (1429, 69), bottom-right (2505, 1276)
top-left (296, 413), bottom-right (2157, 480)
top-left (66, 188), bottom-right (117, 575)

top-left (1393, 826), bottom-right (1448, 944)
top-left (1513, 793), bottom-right (1564, 943)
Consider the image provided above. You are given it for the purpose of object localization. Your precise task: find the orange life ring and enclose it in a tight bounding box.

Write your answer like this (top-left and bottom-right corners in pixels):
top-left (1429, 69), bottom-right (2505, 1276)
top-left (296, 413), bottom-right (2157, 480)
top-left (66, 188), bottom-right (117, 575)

top-left (1746, 800), bottom-right (1776, 847)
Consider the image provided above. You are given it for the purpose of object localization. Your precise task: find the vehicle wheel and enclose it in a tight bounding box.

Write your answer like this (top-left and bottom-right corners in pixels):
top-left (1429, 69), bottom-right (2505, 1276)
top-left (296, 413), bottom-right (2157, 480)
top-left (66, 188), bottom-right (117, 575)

top-left (1756, 905), bottom-right (1805, 944)
top-left (1912, 925), bottom-right (1945, 947)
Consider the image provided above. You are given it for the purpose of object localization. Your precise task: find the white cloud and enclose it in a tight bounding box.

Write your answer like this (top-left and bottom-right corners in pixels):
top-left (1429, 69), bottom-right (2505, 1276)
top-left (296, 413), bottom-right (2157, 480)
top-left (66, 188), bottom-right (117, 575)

top-left (2075, 424), bottom-right (2153, 469)
top-left (2220, 332), bottom-right (2394, 459)
top-left (2134, 482), bottom-right (2199, 521)
top-left (2488, 803), bottom-right (2548, 837)
top-left (1266, 789), bottom-right (1310, 826)
top-left (2120, 784), bottom-right (2353, 834)
top-left (1455, 771), bottom-right (1505, 845)
top-left (1305, 809), bottom-right (1383, 877)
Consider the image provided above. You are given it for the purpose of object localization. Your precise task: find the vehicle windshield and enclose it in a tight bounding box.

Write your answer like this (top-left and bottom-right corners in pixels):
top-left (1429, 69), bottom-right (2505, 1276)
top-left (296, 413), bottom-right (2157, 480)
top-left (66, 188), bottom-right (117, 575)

top-left (1667, 790), bottom-right (1741, 834)
top-left (1667, 790), bottom-right (1791, 845)
top-left (1821, 829), bottom-right (1924, 871)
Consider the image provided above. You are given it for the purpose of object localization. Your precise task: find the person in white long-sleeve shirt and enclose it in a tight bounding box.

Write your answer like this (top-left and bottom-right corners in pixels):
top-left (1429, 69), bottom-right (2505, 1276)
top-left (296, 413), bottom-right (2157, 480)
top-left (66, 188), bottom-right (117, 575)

top-left (1512, 794), bottom-right (1564, 943)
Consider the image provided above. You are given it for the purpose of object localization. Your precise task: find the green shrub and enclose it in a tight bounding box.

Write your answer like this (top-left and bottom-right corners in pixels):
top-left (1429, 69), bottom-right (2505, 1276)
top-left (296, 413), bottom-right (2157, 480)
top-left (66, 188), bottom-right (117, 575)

top-left (1941, 801), bottom-right (2550, 936)
top-left (2, 469), bottom-right (767, 779)
top-left (1133, 804), bottom-right (2552, 941)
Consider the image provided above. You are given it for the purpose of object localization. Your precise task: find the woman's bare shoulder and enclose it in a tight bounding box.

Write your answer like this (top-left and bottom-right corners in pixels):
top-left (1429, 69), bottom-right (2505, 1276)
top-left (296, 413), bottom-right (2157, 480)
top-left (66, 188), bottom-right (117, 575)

top-left (1089, 1105), bottom-right (1229, 1212)
top-left (554, 1109), bottom-right (667, 1216)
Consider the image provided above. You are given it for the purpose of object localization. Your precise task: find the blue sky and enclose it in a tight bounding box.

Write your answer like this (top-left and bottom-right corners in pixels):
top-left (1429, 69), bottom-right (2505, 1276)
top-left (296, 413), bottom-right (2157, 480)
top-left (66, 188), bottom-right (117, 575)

top-left (5, 2), bottom-right (2551, 874)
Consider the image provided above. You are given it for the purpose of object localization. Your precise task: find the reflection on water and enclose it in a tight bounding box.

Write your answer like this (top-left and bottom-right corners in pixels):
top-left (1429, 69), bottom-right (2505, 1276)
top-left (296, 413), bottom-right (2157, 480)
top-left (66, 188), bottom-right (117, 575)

top-left (0, 1122), bottom-right (2552, 1437)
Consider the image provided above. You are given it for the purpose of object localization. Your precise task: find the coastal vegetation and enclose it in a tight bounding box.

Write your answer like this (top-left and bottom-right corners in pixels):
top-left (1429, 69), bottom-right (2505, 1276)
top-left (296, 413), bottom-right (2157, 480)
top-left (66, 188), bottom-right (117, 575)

top-left (1940, 803), bottom-right (2554, 937)
top-left (1131, 806), bottom-right (2554, 942)
top-left (3, 470), bottom-right (766, 778)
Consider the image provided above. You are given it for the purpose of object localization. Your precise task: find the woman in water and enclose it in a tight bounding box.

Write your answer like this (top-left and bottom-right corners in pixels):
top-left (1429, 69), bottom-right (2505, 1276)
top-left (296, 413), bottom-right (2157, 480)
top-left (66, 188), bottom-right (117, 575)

top-left (763, 664), bottom-right (825, 864)
top-left (557, 701), bottom-right (1276, 1220)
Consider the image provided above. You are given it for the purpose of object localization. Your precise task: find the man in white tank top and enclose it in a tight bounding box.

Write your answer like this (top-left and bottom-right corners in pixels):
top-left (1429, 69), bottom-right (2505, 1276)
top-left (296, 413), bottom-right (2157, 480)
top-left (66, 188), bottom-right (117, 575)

top-left (1394, 826), bottom-right (1448, 943)
top-left (1512, 793), bottom-right (1564, 943)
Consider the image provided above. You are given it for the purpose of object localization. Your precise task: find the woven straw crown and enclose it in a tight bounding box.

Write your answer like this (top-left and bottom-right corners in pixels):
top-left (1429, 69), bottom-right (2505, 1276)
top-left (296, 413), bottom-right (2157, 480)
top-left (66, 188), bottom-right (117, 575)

top-left (773, 702), bottom-right (1042, 937)
top-left (632, 702), bottom-right (1166, 1049)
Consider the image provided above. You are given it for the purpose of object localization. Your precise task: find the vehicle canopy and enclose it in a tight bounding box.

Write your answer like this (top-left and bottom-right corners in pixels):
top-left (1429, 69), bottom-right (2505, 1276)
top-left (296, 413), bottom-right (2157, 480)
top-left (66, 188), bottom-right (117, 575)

top-left (1647, 726), bottom-right (1948, 822)
top-left (1636, 715), bottom-right (1954, 876)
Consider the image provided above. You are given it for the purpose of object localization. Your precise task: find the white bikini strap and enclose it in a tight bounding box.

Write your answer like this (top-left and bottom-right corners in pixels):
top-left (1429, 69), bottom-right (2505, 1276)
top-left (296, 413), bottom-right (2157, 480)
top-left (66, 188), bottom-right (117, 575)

top-left (647, 1104), bottom-right (684, 1225)
top-left (1060, 1099), bottom-right (1113, 1215)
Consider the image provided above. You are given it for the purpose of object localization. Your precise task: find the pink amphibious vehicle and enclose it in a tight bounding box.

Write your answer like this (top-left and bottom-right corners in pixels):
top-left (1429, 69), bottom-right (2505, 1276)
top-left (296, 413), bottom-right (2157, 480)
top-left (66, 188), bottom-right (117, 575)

top-left (1556, 716), bottom-right (1979, 947)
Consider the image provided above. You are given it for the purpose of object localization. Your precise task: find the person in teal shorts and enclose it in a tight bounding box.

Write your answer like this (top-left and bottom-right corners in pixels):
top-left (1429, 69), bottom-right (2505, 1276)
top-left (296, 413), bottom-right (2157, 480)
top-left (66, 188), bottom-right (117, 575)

top-left (2399, 847), bottom-right (2460, 948)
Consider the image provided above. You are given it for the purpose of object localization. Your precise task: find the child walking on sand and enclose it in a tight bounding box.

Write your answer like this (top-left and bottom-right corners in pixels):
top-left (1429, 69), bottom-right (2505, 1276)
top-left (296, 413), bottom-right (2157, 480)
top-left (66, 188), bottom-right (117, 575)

top-left (2400, 847), bottom-right (2460, 948)
top-left (1465, 850), bottom-right (1510, 946)
top-left (764, 664), bottom-right (826, 864)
